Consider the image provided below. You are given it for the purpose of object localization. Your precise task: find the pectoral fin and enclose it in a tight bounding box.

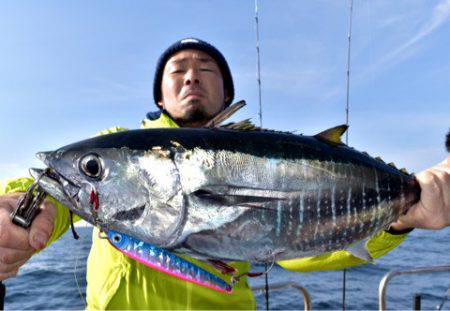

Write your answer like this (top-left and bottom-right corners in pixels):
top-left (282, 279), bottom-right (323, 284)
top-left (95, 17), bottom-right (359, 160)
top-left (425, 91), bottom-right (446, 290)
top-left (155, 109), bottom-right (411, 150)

top-left (205, 100), bottom-right (246, 127)
top-left (192, 185), bottom-right (299, 209)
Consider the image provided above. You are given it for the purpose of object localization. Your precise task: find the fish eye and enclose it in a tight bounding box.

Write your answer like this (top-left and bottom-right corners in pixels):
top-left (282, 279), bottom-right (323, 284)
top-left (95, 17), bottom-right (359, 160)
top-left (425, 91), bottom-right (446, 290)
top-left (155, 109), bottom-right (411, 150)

top-left (79, 153), bottom-right (103, 179)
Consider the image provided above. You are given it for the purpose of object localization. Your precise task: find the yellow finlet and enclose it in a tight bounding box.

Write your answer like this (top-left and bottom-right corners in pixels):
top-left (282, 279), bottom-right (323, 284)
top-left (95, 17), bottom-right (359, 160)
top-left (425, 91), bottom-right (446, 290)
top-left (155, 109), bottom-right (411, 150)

top-left (387, 162), bottom-right (397, 169)
top-left (374, 156), bottom-right (385, 163)
top-left (399, 168), bottom-right (409, 174)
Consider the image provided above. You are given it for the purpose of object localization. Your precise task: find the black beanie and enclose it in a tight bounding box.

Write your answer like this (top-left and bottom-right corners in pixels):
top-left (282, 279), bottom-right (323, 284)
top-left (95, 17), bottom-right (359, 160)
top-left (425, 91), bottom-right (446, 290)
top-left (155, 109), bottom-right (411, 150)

top-left (153, 38), bottom-right (234, 108)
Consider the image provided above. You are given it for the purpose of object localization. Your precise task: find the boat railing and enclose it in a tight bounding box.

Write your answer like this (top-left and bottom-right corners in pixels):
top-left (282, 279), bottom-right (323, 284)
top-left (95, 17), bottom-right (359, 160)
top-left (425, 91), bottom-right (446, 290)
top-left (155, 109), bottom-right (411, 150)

top-left (379, 264), bottom-right (450, 310)
top-left (252, 281), bottom-right (312, 311)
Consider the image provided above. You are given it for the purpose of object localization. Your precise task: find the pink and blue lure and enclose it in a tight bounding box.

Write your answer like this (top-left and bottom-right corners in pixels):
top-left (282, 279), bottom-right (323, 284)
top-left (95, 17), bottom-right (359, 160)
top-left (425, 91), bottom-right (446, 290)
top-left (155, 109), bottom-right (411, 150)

top-left (107, 230), bottom-right (232, 294)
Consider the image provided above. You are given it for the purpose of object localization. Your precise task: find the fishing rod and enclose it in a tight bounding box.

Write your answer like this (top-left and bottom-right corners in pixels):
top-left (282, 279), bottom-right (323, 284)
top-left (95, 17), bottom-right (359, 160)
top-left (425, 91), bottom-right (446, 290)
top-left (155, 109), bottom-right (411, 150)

top-left (342, 0), bottom-right (354, 310)
top-left (255, 0), bottom-right (263, 129)
top-left (254, 1), bottom-right (270, 309)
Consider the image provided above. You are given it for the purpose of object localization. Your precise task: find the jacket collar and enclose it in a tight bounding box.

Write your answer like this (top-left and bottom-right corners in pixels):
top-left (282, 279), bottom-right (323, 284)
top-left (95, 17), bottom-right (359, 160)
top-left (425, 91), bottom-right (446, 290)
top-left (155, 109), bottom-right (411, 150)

top-left (141, 111), bottom-right (180, 129)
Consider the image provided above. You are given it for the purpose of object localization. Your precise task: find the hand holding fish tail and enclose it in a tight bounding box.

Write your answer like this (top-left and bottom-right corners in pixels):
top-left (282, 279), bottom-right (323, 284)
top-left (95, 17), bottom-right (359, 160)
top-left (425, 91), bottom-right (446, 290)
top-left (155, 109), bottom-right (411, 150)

top-left (391, 156), bottom-right (450, 230)
top-left (0, 193), bottom-right (56, 280)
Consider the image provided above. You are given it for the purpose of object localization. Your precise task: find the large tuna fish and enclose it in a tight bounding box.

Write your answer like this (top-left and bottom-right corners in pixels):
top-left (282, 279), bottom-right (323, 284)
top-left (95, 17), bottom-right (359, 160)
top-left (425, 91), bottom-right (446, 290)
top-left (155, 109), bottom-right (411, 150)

top-left (31, 122), bottom-right (420, 265)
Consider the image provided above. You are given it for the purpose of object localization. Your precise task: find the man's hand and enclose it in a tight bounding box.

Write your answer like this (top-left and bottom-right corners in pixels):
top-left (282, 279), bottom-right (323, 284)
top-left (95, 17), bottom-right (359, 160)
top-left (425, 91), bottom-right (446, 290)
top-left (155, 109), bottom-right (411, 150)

top-left (391, 156), bottom-right (450, 231)
top-left (0, 193), bottom-right (56, 280)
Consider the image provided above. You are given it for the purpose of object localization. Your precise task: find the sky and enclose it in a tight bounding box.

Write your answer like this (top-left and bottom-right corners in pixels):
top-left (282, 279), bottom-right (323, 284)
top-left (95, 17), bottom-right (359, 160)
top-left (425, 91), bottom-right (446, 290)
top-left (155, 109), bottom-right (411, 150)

top-left (0, 0), bottom-right (449, 180)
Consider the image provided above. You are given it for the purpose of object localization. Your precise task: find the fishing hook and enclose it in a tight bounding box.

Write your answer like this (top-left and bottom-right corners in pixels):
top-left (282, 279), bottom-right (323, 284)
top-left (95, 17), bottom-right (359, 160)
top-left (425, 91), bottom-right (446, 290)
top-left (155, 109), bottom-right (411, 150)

top-left (231, 253), bottom-right (276, 285)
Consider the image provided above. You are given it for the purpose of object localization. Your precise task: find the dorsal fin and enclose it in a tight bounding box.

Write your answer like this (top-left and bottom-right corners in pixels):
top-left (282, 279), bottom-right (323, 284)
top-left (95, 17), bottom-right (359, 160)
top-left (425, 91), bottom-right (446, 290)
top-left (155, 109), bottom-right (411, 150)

top-left (314, 124), bottom-right (348, 146)
top-left (221, 119), bottom-right (261, 131)
top-left (205, 100), bottom-right (246, 128)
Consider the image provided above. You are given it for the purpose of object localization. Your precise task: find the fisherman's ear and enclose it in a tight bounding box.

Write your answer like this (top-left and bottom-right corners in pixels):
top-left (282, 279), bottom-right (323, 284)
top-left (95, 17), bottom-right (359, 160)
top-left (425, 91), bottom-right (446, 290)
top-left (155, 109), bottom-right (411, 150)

top-left (224, 90), bottom-right (231, 104)
top-left (157, 101), bottom-right (164, 109)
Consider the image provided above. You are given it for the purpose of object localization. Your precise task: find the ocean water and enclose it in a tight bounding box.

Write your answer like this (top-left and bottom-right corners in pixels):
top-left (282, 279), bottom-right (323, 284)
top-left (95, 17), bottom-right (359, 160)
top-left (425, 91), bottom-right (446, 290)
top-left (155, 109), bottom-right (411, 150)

top-left (4, 227), bottom-right (450, 310)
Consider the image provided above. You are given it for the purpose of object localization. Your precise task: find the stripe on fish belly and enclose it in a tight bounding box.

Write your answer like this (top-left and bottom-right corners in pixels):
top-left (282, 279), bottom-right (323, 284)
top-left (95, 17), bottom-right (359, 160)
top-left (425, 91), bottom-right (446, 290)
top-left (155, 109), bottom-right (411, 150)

top-left (210, 160), bottom-right (416, 259)
top-left (106, 230), bottom-right (232, 294)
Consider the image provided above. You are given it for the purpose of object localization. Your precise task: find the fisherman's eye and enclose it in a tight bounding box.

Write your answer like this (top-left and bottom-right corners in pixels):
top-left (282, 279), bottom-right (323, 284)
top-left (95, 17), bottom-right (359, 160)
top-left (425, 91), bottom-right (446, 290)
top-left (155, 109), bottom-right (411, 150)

top-left (171, 69), bottom-right (184, 74)
top-left (79, 153), bottom-right (103, 179)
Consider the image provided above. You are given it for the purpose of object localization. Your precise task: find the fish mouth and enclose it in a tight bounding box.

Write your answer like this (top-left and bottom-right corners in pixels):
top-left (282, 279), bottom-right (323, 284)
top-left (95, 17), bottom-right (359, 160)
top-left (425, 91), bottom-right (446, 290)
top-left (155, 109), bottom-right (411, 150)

top-left (30, 167), bottom-right (81, 208)
top-left (34, 151), bottom-right (81, 199)
top-left (30, 167), bottom-right (99, 224)
top-left (111, 204), bottom-right (146, 222)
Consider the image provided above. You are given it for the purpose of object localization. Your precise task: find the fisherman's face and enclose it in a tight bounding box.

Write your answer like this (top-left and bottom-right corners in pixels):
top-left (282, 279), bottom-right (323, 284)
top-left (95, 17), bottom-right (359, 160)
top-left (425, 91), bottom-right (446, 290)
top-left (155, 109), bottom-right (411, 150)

top-left (158, 49), bottom-right (228, 127)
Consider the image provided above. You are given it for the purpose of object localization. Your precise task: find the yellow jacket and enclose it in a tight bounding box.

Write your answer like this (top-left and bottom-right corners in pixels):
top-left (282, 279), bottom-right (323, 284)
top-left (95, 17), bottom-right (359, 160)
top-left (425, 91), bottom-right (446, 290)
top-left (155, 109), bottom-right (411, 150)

top-left (0, 113), bottom-right (409, 309)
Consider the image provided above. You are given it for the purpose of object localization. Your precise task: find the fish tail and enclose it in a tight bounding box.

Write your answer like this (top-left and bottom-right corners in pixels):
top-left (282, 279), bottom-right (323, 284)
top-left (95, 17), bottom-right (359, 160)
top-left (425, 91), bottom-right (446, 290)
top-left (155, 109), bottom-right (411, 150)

top-left (446, 129), bottom-right (450, 152)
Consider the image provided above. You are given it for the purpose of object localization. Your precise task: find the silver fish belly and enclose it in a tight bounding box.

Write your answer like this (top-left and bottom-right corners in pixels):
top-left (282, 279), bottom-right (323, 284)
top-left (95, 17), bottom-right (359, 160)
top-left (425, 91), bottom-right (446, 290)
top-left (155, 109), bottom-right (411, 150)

top-left (170, 148), bottom-right (416, 262)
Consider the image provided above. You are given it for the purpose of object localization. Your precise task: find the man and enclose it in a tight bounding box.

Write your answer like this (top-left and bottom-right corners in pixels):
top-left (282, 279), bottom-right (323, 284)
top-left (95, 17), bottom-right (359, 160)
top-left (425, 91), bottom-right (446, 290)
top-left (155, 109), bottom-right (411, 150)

top-left (0, 38), bottom-right (449, 309)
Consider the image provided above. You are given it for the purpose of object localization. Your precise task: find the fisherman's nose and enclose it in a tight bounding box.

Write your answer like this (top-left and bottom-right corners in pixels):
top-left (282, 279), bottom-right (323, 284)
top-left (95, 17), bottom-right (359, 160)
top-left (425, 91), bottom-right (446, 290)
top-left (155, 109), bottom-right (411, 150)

top-left (184, 69), bottom-right (200, 86)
